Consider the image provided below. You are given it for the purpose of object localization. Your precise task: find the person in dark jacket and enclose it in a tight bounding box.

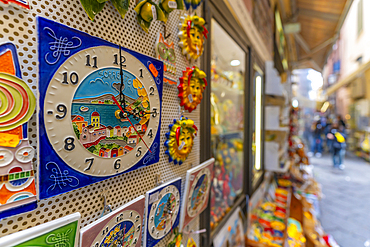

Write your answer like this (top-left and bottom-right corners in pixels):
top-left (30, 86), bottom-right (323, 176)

top-left (327, 123), bottom-right (346, 169)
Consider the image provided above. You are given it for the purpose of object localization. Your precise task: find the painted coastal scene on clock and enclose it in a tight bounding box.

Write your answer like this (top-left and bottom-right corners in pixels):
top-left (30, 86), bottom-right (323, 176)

top-left (190, 173), bottom-right (208, 212)
top-left (154, 192), bottom-right (177, 231)
top-left (71, 68), bottom-right (151, 159)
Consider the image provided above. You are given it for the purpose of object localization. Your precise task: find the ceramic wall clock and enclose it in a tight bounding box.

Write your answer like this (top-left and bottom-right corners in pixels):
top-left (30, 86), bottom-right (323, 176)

top-left (144, 177), bottom-right (182, 247)
top-left (37, 17), bottom-right (164, 200)
top-left (184, 0), bottom-right (203, 10)
top-left (178, 66), bottom-right (207, 113)
top-left (179, 158), bottom-right (214, 231)
top-left (165, 116), bottom-right (197, 165)
top-left (79, 0), bottom-right (129, 21)
top-left (0, 212), bottom-right (80, 246)
top-left (158, 0), bottom-right (184, 23)
top-left (155, 32), bottom-right (177, 85)
top-left (0, 43), bottom-right (37, 219)
top-left (213, 207), bottom-right (245, 247)
top-left (135, 0), bottom-right (166, 33)
top-left (0, 0), bottom-right (30, 10)
top-left (80, 195), bottom-right (145, 247)
top-left (178, 13), bottom-right (208, 61)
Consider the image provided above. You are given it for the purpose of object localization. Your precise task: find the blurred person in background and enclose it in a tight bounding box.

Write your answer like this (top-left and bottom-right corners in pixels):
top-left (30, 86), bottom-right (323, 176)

top-left (327, 121), bottom-right (346, 169)
top-left (308, 115), bottom-right (323, 157)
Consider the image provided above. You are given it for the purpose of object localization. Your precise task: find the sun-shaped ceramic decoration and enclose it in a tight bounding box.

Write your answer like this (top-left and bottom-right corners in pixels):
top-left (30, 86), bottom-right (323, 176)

top-left (178, 66), bottom-right (207, 113)
top-left (178, 13), bottom-right (208, 61)
top-left (165, 116), bottom-right (197, 165)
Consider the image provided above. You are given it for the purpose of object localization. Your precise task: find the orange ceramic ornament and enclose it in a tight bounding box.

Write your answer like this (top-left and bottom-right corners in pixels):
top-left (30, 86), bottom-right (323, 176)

top-left (178, 66), bottom-right (207, 113)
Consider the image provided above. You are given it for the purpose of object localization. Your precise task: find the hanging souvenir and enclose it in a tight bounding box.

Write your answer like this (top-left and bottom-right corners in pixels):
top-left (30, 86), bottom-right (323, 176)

top-left (167, 227), bottom-right (183, 247)
top-left (158, 0), bottom-right (184, 23)
top-left (180, 158), bottom-right (214, 231)
top-left (0, 213), bottom-right (81, 246)
top-left (80, 195), bottom-right (145, 247)
top-left (0, 43), bottom-right (37, 219)
top-left (178, 13), bottom-right (208, 61)
top-left (135, 0), bottom-right (166, 33)
top-left (165, 116), bottom-right (197, 165)
top-left (144, 177), bottom-right (182, 247)
top-left (0, 0), bottom-right (30, 10)
top-left (178, 66), bottom-right (207, 113)
top-left (183, 0), bottom-right (203, 10)
top-left (155, 32), bottom-right (177, 85)
top-left (79, 0), bottom-right (129, 21)
top-left (37, 17), bottom-right (164, 200)
top-left (187, 237), bottom-right (197, 247)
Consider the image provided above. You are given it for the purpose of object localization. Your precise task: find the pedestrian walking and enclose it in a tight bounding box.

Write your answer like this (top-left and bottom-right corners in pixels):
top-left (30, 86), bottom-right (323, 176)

top-left (308, 117), bottom-right (323, 157)
top-left (327, 123), bottom-right (346, 169)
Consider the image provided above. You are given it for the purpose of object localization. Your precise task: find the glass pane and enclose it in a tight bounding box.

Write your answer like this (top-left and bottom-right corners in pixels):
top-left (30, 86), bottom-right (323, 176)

top-left (210, 19), bottom-right (246, 231)
top-left (252, 68), bottom-right (263, 185)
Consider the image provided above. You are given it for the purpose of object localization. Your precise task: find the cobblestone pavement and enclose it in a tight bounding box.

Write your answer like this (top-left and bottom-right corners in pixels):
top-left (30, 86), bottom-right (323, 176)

top-left (310, 153), bottom-right (370, 247)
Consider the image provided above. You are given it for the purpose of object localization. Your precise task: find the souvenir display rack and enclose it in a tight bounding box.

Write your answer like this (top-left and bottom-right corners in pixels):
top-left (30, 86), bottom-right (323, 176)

top-left (0, 0), bottom-right (202, 245)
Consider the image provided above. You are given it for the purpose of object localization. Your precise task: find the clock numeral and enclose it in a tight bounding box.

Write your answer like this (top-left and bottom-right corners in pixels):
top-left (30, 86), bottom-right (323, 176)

top-left (116, 213), bottom-right (123, 222)
top-left (139, 68), bottom-right (143, 78)
top-left (64, 137), bottom-right (75, 151)
top-left (62, 71), bottom-right (79, 85)
top-left (86, 54), bottom-right (98, 68)
top-left (55, 104), bottom-right (67, 120)
top-left (149, 86), bottom-right (155, 96)
top-left (136, 147), bottom-right (142, 157)
top-left (113, 54), bottom-right (126, 67)
top-left (84, 158), bottom-right (94, 171)
top-left (147, 129), bottom-right (153, 138)
top-left (151, 108), bottom-right (157, 118)
top-left (102, 226), bottom-right (109, 235)
top-left (114, 159), bottom-right (121, 170)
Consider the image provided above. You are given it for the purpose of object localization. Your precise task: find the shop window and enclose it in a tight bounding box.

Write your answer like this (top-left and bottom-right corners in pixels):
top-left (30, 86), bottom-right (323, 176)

top-left (210, 19), bottom-right (246, 231)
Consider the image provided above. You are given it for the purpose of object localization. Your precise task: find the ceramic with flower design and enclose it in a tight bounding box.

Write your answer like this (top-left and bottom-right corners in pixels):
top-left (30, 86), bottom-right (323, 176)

top-left (178, 13), bottom-right (208, 61)
top-left (164, 116), bottom-right (197, 165)
top-left (0, 42), bottom-right (37, 219)
top-left (178, 66), bottom-right (207, 113)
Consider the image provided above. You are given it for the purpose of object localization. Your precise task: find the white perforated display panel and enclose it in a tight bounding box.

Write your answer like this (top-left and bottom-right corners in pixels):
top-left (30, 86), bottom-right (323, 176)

top-left (0, 0), bottom-right (202, 245)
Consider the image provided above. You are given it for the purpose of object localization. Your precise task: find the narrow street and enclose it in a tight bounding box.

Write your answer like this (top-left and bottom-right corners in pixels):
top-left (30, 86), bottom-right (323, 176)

top-left (311, 154), bottom-right (370, 246)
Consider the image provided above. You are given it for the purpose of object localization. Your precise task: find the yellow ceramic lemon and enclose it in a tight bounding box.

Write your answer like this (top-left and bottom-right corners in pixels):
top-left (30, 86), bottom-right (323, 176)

top-left (140, 2), bottom-right (154, 22)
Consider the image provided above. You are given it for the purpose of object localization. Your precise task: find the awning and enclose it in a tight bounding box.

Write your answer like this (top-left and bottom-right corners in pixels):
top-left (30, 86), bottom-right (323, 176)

top-left (325, 60), bottom-right (370, 96)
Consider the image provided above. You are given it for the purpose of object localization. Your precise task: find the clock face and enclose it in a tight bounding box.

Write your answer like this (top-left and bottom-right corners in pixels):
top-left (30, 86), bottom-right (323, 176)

top-left (187, 168), bottom-right (211, 217)
top-left (148, 185), bottom-right (180, 240)
top-left (43, 46), bottom-right (160, 176)
top-left (92, 210), bottom-right (142, 247)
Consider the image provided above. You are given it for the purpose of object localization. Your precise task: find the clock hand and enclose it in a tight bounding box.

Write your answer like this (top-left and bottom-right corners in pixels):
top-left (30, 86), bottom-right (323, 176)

top-left (112, 96), bottom-right (152, 153)
top-left (119, 45), bottom-right (126, 110)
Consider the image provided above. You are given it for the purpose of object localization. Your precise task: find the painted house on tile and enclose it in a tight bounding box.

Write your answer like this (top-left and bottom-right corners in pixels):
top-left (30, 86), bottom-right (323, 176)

top-left (114, 126), bottom-right (122, 137)
top-left (91, 110), bottom-right (100, 129)
top-left (106, 126), bottom-right (113, 137)
top-left (80, 125), bottom-right (107, 148)
top-left (71, 115), bottom-right (88, 133)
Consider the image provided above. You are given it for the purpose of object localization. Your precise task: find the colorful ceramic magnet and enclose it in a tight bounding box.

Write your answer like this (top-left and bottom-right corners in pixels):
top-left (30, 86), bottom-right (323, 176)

top-left (80, 195), bottom-right (145, 247)
top-left (37, 17), bottom-right (163, 200)
top-left (0, 43), bottom-right (37, 219)
top-left (180, 158), bottom-right (214, 231)
top-left (178, 66), bottom-right (207, 113)
top-left (178, 13), bottom-right (208, 61)
top-left (155, 33), bottom-right (177, 85)
top-left (213, 207), bottom-right (245, 247)
top-left (0, 212), bottom-right (81, 246)
top-left (167, 227), bottom-right (182, 247)
top-left (144, 177), bottom-right (182, 247)
top-left (0, 0), bottom-right (30, 10)
top-left (158, 0), bottom-right (184, 23)
top-left (165, 116), bottom-right (197, 165)
top-left (184, 0), bottom-right (203, 10)
top-left (79, 0), bottom-right (129, 21)
top-left (187, 237), bottom-right (197, 247)
top-left (135, 0), bottom-right (166, 33)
